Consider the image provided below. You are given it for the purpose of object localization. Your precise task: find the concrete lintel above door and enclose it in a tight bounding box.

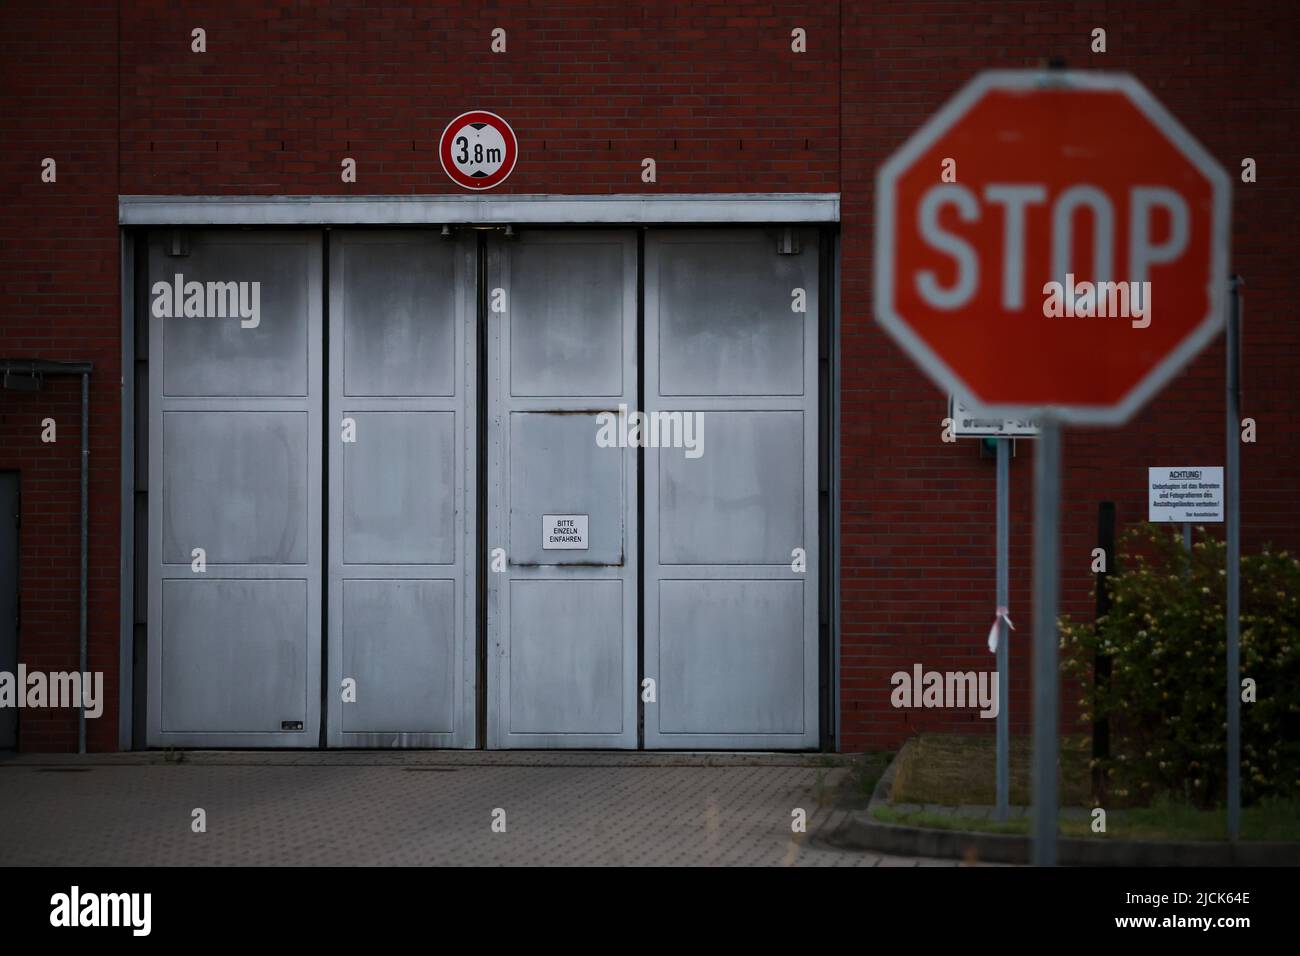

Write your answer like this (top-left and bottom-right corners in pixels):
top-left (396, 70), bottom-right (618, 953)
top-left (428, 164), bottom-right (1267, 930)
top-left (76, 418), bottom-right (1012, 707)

top-left (118, 194), bottom-right (840, 226)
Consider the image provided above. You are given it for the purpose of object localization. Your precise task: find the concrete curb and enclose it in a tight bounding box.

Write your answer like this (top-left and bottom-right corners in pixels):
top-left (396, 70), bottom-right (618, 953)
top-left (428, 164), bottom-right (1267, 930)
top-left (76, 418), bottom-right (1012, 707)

top-left (869, 738), bottom-right (911, 805)
top-left (0, 750), bottom-right (853, 770)
top-left (826, 811), bottom-right (1300, 865)
top-left (824, 748), bottom-right (1299, 866)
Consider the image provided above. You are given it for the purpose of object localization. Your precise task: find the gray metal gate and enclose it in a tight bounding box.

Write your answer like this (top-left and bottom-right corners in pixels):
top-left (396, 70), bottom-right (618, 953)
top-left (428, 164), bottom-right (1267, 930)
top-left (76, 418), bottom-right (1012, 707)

top-left (643, 228), bottom-right (820, 749)
top-left (140, 222), bottom-right (823, 751)
top-left (147, 232), bottom-right (323, 747)
top-left (326, 231), bottom-right (477, 747)
top-left (486, 230), bottom-right (639, 748)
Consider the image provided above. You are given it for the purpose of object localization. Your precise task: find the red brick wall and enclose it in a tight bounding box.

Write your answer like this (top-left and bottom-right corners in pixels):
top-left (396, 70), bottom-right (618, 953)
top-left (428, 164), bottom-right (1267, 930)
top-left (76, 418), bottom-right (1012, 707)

top-left (1, 1), bottom-right (1295, 752)
top-left (117, 1), bottom-right (840, 194)
top-left (0, 2), bottom-right (120, 751)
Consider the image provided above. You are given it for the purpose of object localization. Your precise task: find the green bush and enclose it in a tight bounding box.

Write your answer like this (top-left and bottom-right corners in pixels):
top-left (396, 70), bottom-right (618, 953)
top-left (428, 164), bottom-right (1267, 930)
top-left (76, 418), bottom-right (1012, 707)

top-left (1060, 523), bottom-right (1300, 808)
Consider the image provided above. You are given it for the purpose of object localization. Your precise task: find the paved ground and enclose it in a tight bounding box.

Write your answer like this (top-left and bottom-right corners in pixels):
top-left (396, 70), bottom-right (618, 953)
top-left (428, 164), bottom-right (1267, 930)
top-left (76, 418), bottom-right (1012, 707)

top-left (0, 752), bottom-right (970, 866)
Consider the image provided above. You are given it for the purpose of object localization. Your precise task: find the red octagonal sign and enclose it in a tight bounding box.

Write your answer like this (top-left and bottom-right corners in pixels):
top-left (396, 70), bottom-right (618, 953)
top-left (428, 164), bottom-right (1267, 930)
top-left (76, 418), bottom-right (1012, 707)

top-left (874, 71), bottom-right (1231, 425)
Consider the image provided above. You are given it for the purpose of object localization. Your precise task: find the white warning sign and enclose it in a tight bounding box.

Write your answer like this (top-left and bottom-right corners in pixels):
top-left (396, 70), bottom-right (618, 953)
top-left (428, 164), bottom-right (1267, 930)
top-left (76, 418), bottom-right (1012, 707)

top-left (1148, 467), bottom-right (1224, 523)
top-left (543, 514), bottom-right (589, 550)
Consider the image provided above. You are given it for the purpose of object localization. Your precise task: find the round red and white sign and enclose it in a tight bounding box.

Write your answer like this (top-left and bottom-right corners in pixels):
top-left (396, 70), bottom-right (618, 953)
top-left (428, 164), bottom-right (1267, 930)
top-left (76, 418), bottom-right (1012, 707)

top-left (439, 110), bottom-right (518, 190)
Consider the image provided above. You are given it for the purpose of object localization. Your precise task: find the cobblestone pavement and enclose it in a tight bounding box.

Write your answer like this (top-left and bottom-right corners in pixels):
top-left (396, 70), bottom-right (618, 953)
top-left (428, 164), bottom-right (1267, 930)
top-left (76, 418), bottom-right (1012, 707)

top-left (0, 753), bottom-right (971, 866)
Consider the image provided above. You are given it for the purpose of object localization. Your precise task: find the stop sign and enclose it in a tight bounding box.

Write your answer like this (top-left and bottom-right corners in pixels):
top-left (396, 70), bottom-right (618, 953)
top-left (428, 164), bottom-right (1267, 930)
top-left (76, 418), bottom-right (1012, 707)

top-left (875, 71), bottom-right (1230, 425)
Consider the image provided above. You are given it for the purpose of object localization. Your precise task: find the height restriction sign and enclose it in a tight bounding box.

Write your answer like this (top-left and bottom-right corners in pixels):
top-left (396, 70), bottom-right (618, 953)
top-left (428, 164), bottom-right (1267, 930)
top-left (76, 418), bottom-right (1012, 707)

top-left (439, 110), bottom-right (519, 190)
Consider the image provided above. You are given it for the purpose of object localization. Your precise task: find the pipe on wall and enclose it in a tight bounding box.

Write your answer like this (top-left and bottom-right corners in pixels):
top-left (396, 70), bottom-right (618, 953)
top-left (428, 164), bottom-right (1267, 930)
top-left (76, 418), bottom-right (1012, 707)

top-left (0, 359), bottom-right (93, 754)
top-left (80, 372), bottom-right (89, 753)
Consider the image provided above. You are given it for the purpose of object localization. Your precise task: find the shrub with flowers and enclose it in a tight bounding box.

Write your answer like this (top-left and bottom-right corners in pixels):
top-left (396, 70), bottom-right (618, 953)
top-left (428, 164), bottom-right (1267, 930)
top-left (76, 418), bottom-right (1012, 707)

top-left (1060, 523), bottom-right (1299, 808)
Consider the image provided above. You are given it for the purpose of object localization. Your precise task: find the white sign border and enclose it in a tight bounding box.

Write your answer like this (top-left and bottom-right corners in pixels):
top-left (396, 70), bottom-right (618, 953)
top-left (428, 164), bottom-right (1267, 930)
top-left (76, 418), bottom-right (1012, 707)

top-left (874, 70), bottom-right (1231, 427)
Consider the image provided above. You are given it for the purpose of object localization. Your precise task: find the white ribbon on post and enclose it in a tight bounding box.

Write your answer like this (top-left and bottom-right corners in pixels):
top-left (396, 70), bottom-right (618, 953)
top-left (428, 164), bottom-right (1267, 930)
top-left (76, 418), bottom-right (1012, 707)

top-left (987, 605), bottom-right (1015, 653)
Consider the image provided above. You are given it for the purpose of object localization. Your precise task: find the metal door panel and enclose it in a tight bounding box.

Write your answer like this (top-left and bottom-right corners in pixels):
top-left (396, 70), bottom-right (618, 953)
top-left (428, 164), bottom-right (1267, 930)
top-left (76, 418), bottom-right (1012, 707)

top-left (341, 578), bottom-right (456, 734)
top-left (488, 230), bottom-right (638, 748)
top-left (148, 232), bottom-right (322, 748)
top-left (507, 579), bottom-right (624, 734)
top-left (658, 410), bottom-right (804, 565)
top-left (508, 240), bottom-right (625, 397)
top-left (160, 578), bottom-right (307, 733)
top-left (655, 239), bottom-right (806, 396)
top-left (159, 243), bottom-right (310, 398)
top-left (658, 579), bottom-right (804, 734)
top-left (508, 411), bottom-right (624, 566)
top-left (341, 411), bottom-right (456, 566)
top-left (161, 410), bottom-right (308, 565)
top-left (340, 241), bottom-right (456, 397)
top-left (645, 229), bottom-right (820, 749)
top-left (327, 231), bottom-right (476, 748)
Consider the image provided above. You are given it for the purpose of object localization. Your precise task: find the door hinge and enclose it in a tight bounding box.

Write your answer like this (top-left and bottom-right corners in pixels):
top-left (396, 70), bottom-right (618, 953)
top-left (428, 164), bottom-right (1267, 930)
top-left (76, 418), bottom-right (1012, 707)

top-left (166, 230), bottom-right (191, 258)
top-left (777, 227), bottom-right (800, 255)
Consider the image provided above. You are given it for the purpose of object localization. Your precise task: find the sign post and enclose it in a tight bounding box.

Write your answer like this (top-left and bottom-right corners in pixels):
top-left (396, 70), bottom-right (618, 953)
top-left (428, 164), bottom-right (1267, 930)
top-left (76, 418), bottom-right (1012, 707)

top-left (876, 70), bottom-right (1230, 865)
top-left (1031, 419), bottom-right (1061, 864)
top-left (995, 436), bottom-right (1010, 822)
top-left (1226, 276), bottom-right (1243, 840)
top-left (950, 396), bottom-right (1036, 822)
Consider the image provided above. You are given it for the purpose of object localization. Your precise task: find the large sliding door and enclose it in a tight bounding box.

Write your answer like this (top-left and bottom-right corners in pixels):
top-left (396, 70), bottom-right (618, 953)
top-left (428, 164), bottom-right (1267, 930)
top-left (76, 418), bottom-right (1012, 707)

top-left (486, 231), bottom-right (639, 748)
top-left (643, 228), bottom-right (820, 749)
top-left (143, 224), bottom-right (823, 751)
top-left (147, 232), bottom-right (323, 747)
top-left (326, 231), bottom-right (477, 747)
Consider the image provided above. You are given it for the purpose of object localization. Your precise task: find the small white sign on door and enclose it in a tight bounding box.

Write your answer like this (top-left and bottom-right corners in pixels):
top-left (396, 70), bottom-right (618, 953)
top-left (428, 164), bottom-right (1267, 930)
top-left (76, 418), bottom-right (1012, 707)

top-left (1148, 467), bottom-right (1224, 522)
top-left (543, 514), bottom-right (589, 550)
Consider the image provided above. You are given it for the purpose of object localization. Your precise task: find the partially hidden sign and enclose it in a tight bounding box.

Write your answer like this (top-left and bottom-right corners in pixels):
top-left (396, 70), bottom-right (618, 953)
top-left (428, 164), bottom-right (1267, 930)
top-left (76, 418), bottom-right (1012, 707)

top-left (439, 110), bottom-right (518, 190)
top-left (543, 514), bottom-right (589, 550)
top-left (949, 394), bottom-right (1040, 438)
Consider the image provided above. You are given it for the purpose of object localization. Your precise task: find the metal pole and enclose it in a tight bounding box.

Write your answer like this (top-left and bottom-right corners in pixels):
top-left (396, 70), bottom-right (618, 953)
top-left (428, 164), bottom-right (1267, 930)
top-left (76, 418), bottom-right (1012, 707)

top-left (1032, 418), bottom-right (1061, 865)
top-left (1182, 522), bottom-right (1192, 554)
top-left (79, 372), bottom-right (89, 755)
top-left (995, 437), bottom-right (1010, 821)
top-left (1226, 276), bottom-right (1242, 840)
top-left (1092, 501), bottom-right (1115, 801)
